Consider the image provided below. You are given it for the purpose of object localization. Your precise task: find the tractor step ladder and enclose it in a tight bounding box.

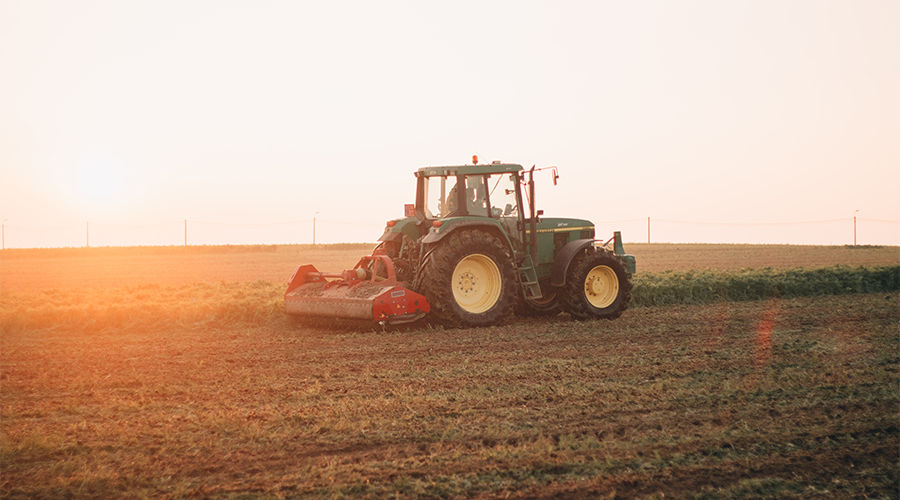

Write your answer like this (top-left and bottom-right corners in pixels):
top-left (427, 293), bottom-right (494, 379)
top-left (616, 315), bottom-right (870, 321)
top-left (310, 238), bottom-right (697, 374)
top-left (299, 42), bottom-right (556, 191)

top-left (518, 255), bottom-right (543, 300)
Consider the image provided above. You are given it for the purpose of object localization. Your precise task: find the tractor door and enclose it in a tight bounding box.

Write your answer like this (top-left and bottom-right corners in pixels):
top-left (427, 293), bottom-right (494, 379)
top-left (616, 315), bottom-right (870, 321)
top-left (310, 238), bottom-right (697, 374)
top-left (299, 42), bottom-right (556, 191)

top-left (464, 175), bottom-right (490, 217)
top-left (485, 172), bottom-right (525, 253)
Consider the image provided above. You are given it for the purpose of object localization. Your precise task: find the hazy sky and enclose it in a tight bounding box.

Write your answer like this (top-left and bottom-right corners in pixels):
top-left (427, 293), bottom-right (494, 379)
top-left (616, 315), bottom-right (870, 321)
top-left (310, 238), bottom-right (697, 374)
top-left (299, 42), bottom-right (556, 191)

top-left (1, 0), bottom-right (898, 247)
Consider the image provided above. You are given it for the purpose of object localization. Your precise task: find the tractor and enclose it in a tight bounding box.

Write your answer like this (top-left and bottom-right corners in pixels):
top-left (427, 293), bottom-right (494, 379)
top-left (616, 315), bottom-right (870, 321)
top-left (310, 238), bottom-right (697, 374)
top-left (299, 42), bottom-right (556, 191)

top-left (285, 158), bottom-right (635, 328)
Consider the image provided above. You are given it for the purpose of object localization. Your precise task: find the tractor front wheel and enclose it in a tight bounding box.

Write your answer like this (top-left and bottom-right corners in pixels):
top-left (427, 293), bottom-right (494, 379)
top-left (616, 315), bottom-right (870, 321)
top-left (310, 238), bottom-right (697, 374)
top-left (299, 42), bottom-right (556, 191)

top-left (416, 231), bottom-right (516, 328)
top-left (561, 250), bottom-right (632, 320)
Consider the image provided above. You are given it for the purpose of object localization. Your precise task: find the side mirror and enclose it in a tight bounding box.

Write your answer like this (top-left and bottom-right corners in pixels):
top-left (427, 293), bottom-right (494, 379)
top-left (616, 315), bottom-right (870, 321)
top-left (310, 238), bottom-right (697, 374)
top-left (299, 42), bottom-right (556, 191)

top-left (536, 210), bottom-right (544, 216)
top-left (553, 172), bottom-right (559, 186)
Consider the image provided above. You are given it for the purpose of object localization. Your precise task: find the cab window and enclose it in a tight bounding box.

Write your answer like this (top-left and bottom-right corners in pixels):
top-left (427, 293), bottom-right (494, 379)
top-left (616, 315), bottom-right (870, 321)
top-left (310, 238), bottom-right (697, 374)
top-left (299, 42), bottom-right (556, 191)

top-left (488, 173), bottom-right (519, 218)
top-left (465, 175), bottom-right (489, 217)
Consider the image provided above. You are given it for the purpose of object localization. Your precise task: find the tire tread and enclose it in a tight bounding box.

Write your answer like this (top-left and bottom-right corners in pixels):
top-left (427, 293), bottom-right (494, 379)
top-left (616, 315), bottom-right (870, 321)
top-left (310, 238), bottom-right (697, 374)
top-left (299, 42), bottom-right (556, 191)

top-left (560, 249), bottom-right (632, 320)
top-left (415, 230), bottom-right (517, 328)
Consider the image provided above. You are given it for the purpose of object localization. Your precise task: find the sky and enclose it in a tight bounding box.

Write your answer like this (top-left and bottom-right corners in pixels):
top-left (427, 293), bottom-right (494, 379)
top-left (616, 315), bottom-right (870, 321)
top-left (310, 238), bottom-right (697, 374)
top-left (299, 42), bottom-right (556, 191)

top-left (1, 0), bottom-right (898, 248)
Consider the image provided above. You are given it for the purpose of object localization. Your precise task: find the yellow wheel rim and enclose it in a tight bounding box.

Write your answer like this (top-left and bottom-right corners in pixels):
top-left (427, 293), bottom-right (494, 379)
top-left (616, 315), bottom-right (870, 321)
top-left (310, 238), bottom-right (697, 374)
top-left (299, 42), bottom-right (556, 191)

top-left (584, 265), bottom-right (619, 309)
top-left (452, 254), bottom-right (502, 313)
top-left (531, 292), bottom-right (556, 305)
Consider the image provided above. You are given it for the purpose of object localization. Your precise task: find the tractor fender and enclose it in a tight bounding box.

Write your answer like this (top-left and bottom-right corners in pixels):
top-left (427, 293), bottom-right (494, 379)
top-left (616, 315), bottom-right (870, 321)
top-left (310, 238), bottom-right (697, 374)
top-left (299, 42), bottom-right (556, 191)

top-left (421, 219), bottom-right (516, 256)
top-left (377, 231), bottom-right (403, 244)
top-left (550, 239), bottom-right (598, 287)
top-left (377, 217), bottom-right (422, 244)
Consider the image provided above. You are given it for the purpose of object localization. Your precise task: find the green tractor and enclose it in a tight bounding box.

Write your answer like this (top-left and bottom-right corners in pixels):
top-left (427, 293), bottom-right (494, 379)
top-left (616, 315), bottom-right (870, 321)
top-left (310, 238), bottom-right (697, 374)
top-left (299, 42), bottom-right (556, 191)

top-left (285, 159), bottom-right (635, 328)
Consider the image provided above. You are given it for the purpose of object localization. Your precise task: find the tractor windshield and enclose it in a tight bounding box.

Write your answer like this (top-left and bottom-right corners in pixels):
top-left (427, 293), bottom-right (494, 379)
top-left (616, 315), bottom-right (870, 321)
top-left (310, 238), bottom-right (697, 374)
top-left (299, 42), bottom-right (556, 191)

top-left (422, 173), bottom-right (520, 219)
top-left (422, 175), bottom-right (459, 219)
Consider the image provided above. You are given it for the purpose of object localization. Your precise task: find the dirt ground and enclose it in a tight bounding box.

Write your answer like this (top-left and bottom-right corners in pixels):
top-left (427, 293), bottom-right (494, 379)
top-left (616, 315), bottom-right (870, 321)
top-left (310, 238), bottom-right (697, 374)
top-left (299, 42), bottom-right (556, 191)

top-left (2, 293), bottom-right (897, 499)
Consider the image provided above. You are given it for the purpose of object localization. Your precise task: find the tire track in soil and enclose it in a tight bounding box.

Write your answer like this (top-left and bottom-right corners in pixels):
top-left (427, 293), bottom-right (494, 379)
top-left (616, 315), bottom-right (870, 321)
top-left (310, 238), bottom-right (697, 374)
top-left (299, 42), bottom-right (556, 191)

top-left (505, 439), bottom-right (896, 499)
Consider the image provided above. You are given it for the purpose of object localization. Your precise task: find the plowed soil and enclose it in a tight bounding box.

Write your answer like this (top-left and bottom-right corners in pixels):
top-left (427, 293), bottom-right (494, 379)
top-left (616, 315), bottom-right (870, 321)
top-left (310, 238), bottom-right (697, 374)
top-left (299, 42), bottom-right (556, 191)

top-left (2, 293), bottom-right (897, 499)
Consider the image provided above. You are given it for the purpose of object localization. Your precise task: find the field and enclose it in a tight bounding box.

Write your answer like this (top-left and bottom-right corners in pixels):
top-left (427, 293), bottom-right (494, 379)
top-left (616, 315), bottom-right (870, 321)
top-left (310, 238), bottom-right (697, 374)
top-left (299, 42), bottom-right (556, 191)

top-left (1, 244), bottom-right (898, 499)
top-left (2, 242), bottom-right (898, 291)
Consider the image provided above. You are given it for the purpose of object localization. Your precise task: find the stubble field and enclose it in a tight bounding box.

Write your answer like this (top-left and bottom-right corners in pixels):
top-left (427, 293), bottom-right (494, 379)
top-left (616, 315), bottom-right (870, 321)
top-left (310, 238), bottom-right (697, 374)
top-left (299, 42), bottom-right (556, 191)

top-left (1, 243), bottom-right (898, 499)
top-left (2, 243), bottom-right (898, 291)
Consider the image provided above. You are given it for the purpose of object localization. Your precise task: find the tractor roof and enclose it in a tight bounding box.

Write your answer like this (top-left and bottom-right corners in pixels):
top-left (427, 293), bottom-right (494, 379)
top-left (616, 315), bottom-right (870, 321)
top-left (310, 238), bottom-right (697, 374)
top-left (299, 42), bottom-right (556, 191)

top-left (416, 163), bottom-right (524, 177)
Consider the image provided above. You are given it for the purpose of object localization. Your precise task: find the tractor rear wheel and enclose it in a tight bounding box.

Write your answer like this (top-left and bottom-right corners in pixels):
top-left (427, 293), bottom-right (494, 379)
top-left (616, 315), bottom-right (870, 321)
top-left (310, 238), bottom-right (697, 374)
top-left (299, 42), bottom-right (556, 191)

top-left (416, 231), bottom-right (516, 328)
top-left (561, 250), bottom-right (632, 320)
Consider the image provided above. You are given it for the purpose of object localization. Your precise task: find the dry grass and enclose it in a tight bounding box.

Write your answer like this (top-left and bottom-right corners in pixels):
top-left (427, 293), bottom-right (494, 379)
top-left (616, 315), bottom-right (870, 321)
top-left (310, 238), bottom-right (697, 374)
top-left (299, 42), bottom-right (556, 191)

top-left (626, 243), bottom-right (899, 272)
top-left (0, 244), bottom-right (373, 292)
top-left (0, 281), bottom-right (287, 334)
top-left (2, 265), bottom-right (896, 336)
top-left (2, 243), bottom-right (897, 292)
top-left (1, 242), bottom-right (897, 337)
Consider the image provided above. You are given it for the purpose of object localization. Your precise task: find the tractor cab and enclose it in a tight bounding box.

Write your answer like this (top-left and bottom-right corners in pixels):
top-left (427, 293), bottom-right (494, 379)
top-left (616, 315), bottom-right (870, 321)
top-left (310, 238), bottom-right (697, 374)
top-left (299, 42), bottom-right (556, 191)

top-left (412, 162), bottom-right (534, 264)
top-left (416, 162), bottom-right (524, 221)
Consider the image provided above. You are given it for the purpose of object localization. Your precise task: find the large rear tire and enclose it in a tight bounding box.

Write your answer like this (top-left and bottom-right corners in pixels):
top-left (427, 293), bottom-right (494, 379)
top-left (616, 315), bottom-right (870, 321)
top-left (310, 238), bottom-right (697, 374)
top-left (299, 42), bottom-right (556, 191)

top-left (416, 231), bottom-right (517, 328)
top-left (561, 250), bottom-right (632, 320)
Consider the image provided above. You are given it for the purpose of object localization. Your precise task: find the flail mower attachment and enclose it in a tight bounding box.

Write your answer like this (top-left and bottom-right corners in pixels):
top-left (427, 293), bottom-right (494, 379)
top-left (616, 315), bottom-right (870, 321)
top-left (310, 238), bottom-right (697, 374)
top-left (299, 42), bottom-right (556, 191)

top-left (284, 254), bottom-right (430, 325)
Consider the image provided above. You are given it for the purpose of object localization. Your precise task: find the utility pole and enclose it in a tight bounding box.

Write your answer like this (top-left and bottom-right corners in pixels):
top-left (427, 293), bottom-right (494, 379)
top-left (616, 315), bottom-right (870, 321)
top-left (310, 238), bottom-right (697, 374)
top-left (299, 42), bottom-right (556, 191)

top-left (647, 217), bottom-right (651, 244)
top-left (854, 210), bottom-right (859, 245)
top-left (313, 212), bottom-right (319, 245)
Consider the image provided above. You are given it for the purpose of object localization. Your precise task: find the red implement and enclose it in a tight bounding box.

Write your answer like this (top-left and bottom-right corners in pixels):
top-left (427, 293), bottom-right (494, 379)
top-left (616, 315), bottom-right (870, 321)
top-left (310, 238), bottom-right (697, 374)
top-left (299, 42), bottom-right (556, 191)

top-left (284, 255), bottom-right (429, 324)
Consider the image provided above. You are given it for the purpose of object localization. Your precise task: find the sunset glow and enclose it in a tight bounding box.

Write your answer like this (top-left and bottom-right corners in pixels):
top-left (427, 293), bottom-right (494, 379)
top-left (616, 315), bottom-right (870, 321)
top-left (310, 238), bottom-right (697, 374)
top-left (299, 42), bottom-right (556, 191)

top-left (1, 1), bottom-right (897, 248)
top-left (70, 152), bottom-right (130, 207)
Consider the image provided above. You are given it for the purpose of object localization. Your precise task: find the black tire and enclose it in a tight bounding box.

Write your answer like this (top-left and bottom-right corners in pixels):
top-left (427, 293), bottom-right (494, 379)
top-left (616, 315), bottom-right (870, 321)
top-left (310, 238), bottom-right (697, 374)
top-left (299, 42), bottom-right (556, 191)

top-left (415, 230), bottom-right (517, 328)
top-left (561, 249), bottom-right (632, 320)
top-left (518, 287), bottom-right (561, 317)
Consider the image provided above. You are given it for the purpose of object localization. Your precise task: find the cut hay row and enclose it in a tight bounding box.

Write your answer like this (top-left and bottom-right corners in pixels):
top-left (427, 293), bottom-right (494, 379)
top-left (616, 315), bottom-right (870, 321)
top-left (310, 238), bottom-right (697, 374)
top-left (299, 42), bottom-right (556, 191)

top-left (632, 265), bottom-right (900, 307)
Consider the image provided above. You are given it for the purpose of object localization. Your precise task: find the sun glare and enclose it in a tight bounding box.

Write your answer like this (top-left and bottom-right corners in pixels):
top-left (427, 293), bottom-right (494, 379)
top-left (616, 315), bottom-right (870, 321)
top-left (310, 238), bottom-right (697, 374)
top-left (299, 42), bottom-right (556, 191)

top-left (73, 153), bottom-right (129, 206)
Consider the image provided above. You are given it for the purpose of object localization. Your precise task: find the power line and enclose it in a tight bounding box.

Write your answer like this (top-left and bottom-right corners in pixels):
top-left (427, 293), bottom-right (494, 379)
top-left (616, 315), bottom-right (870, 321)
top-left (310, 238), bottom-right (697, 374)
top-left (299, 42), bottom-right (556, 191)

top-left (3, 216), bottom-right (898, 248)
top-left (859, 218), bottom-right (900, 224)
top-left (317, 219), bottom-right (384, 227)
top-left (3, 224), bottom-right (86, 231)
top-left (5, 217), bottom-right (898, 231)
top-left (593, 218), bottom-right (647, 224)
top-left (6, 216), bottom-right (900, 230)
top-left (652, 218), bottom-right (853, 227)
top-left (91, 222), bottom-right (183, 228)
top-left (189, 220), bottom-right (312, 227)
